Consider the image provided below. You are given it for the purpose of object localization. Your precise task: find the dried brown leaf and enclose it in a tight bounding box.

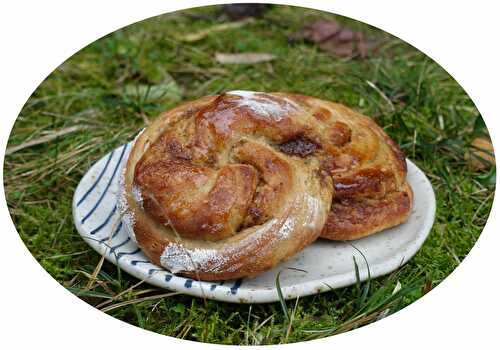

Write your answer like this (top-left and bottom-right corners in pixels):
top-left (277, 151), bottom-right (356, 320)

top-left (289, 20), bottom-right (336, 43)
top-left (319, 40), bottom-right (355, 58)
top-left (215, 52), bottom-right (276, 64)
top-left (289, 19), bottom-right (381, 58)
top-left (221, 4), bottom-right (270, 20)
top-left (466, 137), bottom-right (495, 170)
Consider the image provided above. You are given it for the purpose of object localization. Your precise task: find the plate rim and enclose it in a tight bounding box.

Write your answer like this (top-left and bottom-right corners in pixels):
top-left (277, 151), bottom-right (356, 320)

top-left (72, 143), bottom-right (436, 303)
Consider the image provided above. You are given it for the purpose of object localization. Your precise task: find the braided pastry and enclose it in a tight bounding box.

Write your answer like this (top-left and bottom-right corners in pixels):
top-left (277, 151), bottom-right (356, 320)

top-left (120, 91), bottom-right (412, 280)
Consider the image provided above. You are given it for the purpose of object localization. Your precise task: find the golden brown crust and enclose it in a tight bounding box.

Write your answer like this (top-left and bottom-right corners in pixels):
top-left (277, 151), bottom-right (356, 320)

top-left (265, 92), bottom-right (412, 240)
top-left (303, 97), bottom-right (412, 240)
top-left (321, 183), bottom-right (413, 240)
top-left (122, 91), bottom-right (413, 280)
top-left (123, 92), bottom-right (334, 280)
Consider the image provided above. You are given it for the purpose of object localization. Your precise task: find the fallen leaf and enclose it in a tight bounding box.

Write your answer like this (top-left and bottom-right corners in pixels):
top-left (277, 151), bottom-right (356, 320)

top-left (6, 125), bottom-right (88, 156)
top-left (178, 18), bottom-right (255, 42)
top-left (120, 73), bottom-right (182, 104)
top-left (221, 4), bottom-right (270, 20)
top-left (466, 137), bottom-right (495, 170)
top-left (215, 52), bottom-right (276, 64)
top-left (122, 81), bottom-right (181, 103)
top-left (289, 19), bottom-right (381, 58)
top-left (300, 20), bottom-right (342, 43)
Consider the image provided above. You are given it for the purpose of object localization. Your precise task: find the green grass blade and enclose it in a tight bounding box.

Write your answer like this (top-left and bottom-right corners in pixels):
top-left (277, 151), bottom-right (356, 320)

top-left (275, 270), bottom-right (289, 322)
top-left (67, 287), bottom-right (113, 299)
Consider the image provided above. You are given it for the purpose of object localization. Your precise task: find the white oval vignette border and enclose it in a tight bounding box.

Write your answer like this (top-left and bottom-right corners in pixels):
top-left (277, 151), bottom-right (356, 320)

top-left (1, 1), bottom-right (499, 350)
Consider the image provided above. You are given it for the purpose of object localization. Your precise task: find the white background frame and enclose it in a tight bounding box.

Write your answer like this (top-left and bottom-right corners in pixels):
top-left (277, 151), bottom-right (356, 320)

top-left (1, 1), bottom-right (499, 349)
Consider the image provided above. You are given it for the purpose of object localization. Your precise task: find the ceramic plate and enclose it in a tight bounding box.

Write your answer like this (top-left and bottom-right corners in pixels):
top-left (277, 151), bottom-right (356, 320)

top-left (73, 142), bottom-right (435, 303)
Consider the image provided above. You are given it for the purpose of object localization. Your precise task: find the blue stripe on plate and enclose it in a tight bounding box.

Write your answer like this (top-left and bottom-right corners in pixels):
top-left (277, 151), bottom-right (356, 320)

top-left (76, 150), bottom-right (115, 207)
top-left (165, 274), bottom-right (173, 282)
top-left (90, 205), bottom-right (117, 235)
top-left (116, 248), bottom-right (141, 261)
top-left (210, 281), bottom-right (224, 291)
top-left (98, 221), bottom-right (123, 243)
top-left (184, 280), bottom-right (193, 288)
top-left (148, 268), bottom-right (164, 275)
top-left (131, 260), bottom-right (152, 266)
top-left (109, 236), bottom-right (130, 254)
top-left (230, 279), bottom-right (243, 295)
top-left (81, 144), bottom-right (128, 224)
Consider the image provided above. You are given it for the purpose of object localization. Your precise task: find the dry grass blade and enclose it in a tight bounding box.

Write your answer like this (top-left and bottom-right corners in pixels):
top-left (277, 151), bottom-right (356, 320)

top-left (471, 191), bottom-right (495, 223)
top-left (43, 250), bottom-right (91, 260)
top-left (179, 324), bottom-right (193, 339)
top-left (6, 125), bottom-right (88, 155)
top-left (284, 296), bottom-right (300, 343)
top-left (366, 80), bottom-right (395, 113)
top-left (334, 311), bottom-right (385, 334)
top-left (215, 52), bottom-right (276, 64)
top-left (95, 279), bottom-right (148, 309)
top-left (178, 18), bottom-right (255, 42)
top-left (245, 305), bottom-right (253, 345)
top-left (100, 291), bottom-right (182, 313)
top-left (85, 255), bottom-right (105, 291)
top-left (10, 142), bottom-right (96, 179)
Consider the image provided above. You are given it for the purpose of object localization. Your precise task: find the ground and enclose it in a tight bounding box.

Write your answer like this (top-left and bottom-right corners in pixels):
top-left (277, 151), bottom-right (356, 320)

top-left (3, 5), bottom-right (494, 345)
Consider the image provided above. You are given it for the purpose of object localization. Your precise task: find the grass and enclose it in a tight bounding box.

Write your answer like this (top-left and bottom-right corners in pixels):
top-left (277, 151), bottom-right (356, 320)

top-left (3, 5), bottom-right (495, 345)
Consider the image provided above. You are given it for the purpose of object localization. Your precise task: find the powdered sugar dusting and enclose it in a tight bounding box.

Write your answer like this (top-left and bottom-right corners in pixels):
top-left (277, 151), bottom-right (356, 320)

top-left (159, 218), bottom-right (281, 273)
top-left (131, 185), bottom-right (143, 208)
top-left (122, 212), bottom-right (137, 243)
top-left (117, 165), bottom-right (139, 243)
top-left (278, 216), bottom-right (295, 239)
top-left (228, 90), bottom-right (299, 121)
top-left (117, 130), bottom-right (145, 243)
top-left (160, 243), bottom-right (227, 273)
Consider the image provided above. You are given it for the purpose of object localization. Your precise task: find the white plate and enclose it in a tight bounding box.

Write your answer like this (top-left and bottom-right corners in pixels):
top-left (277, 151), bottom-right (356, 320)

top-left (73, 142), bottom-right (435, 303)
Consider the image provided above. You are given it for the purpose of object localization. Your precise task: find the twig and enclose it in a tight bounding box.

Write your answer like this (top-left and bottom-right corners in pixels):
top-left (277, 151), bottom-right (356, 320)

top-left (178, 18), bottom-right (255, 42)
top-left (6, 125), bottom-right (88, 155)
top-left (215, 52), bottom-right (276, 64)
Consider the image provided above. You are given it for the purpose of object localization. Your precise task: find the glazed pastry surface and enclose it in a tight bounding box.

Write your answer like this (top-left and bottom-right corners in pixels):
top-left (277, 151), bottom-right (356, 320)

top-left (121, 91), bottom-right (412, 280)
